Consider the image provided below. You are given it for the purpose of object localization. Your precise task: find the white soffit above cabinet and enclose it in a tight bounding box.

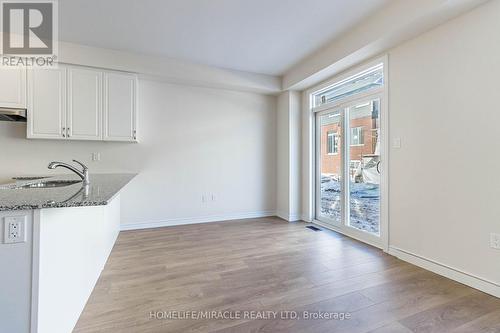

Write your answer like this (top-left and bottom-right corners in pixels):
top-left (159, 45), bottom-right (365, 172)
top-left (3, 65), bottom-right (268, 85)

top-left (58, 0), bottom-right (390, 76)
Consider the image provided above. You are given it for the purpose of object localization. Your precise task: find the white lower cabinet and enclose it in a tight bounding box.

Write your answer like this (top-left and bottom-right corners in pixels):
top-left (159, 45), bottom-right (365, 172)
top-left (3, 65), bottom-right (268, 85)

top-left (27, 64), bottom-right (138, 142)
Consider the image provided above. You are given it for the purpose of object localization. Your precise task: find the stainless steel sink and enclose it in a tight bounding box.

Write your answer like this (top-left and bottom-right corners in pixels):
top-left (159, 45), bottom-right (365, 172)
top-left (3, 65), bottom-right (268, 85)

top-left (15, 180), bottom-right (81, 189)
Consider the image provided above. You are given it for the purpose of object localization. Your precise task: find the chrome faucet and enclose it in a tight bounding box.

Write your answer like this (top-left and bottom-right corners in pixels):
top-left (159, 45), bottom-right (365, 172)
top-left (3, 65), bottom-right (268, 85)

top-left (48, 159), bottom-right (90, 185)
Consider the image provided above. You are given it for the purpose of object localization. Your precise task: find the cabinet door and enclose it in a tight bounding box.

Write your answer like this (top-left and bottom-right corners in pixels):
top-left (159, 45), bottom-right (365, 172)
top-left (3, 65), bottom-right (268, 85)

top-left (27, 67), bottom-right (67, 139)
top-left (67, 67), bottom-right (102, 140)
top-left (0, 67), bottom-right (27, 108)
top-left (103, 72), bottom-right (137, 142)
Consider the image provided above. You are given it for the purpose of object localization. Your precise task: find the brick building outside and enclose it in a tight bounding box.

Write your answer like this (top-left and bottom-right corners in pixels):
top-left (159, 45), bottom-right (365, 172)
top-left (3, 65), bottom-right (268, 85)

top-left (320, 99), bottom-right (380, 181)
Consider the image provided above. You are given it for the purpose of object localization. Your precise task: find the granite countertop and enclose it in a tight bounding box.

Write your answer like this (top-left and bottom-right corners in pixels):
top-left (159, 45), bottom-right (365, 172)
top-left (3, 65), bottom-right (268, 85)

top-left (0, 173), bottom-right (136, 211)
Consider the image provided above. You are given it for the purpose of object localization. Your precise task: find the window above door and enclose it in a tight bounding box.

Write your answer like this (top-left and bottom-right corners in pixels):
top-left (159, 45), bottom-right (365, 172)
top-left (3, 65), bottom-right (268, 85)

top-left (312, 63), bottom-right (384, 109)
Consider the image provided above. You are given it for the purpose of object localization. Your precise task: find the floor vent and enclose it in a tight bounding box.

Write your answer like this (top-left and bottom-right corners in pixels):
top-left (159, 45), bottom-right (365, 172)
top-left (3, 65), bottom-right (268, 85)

top-left (306, 225), bottom-right (322, 231)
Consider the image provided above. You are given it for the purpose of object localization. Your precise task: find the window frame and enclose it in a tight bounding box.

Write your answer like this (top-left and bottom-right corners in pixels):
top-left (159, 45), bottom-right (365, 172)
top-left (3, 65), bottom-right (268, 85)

top-left (327, 131), bottom-right (339, 155)
top-left (312, 63), bottom-right (384, 109)
top-left (350, 126), bottom-right (364, 146)
top-left (310, 62), bottom-right (385, 114)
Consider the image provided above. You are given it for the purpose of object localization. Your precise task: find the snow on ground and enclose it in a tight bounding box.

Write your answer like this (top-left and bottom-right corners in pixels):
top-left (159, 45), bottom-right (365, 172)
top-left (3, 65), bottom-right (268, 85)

top-left (320, 174), bottom-right (380, 234)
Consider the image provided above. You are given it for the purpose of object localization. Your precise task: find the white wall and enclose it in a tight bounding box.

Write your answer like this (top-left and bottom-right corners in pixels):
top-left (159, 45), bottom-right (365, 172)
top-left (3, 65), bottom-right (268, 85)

top-left (299, 0), bottom-right (500, 295)
top-left (276, 91), bottom-right (301, 221)
top-left (0, 79), bottom-right (277, 228)
top-left (388, 0), bottom-right (500, 287)
top-left (276, 93), bottom-right (290, 218)
top-left (289, 92), bottom-right (301, 220)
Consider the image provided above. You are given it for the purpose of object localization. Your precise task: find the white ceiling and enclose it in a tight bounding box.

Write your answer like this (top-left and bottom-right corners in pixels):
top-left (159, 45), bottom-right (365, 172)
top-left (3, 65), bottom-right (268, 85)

top-left (59, 0), bottom-right (390, 76)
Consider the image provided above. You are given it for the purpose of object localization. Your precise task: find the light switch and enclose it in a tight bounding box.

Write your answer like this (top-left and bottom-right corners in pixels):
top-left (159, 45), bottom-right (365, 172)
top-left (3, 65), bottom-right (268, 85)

top-left (393, 137), bottom-right (401, 149)
top-left (491, 233), bottom-right (500, 250)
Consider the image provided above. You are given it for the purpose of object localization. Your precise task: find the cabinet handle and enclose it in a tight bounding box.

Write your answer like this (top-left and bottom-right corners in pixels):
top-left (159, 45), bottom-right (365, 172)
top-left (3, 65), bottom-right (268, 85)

top-left (67, 127), bottom-right (71, 137)
top-left (133, 130), bottom-right (136, 140)
top-left (62, 127), bottom-right (66, 138)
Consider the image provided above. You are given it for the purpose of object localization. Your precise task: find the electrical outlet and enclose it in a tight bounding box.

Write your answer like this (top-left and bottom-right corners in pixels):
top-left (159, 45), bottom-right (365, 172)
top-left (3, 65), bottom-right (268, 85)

top-left (92, 152), bottom-right (101, 162)
top-left (3, 216), bottom-right (26, 244)
top-left (490, 233), bottom-right (500, 250)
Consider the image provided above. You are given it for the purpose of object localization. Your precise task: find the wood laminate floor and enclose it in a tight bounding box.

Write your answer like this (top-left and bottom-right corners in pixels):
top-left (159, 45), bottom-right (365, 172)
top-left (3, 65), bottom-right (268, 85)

top-left (73, 217), bottom-right (500, 333)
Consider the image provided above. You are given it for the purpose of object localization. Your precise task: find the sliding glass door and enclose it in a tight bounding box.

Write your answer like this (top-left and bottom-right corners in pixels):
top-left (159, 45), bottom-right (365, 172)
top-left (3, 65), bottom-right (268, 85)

top-left (316, 108), bottom-right (344, 226)
top-left (347, 98), bottom-right (381, 235)
top-left (316, 96), bottom-right (382, 243)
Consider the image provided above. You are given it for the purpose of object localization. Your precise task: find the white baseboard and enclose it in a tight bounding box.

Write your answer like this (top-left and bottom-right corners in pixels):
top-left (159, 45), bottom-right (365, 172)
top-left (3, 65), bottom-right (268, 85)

top-left (276, 211), bottom-right (287, 221)
top-left (120, 210), bottom-right (276, 231)
top-left (276, 211), bottom-right (302, 222)
top-left (301, 214), bottom-right (313, 223)
top-left (388, 246), bottom-right (500, 298)
top-left (288, 214), bottom-right (302, 222)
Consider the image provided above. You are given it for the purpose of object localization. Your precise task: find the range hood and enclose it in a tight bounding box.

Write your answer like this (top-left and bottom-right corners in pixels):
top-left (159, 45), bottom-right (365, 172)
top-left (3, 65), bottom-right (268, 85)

top-left (0, 108), bottom-right (27, 122)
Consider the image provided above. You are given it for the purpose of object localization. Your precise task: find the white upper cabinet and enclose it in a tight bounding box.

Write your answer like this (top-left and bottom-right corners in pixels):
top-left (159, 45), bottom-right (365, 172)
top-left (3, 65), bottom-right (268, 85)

top-left (27, 67), bottom-right (67, 139)
top-left (103, 72), bottom-right (137, 142)
top-left (25, 64), bottom-right (138, 142)
top-left (0, 67), bottom-right (27, 109)
top-left (67, 67), bottom-right (102, 140)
